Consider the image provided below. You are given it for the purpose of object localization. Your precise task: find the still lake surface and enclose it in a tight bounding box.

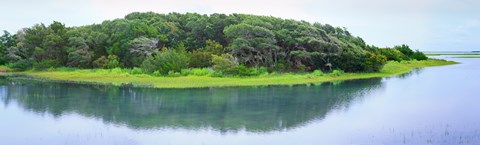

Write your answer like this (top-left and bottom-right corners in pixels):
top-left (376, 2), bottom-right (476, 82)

top-left (0, 57), bottom-right (479, 145)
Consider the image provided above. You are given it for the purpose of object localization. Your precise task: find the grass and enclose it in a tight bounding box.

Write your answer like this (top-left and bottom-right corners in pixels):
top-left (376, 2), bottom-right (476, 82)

top-left (0, 65), bottom-right (12, 72)
top-left (15, 59), bottom-right (457, 88)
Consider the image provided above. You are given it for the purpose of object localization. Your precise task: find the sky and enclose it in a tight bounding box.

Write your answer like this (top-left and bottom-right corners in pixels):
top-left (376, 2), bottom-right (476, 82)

top-left (1, 0), bottom-right (479, 51)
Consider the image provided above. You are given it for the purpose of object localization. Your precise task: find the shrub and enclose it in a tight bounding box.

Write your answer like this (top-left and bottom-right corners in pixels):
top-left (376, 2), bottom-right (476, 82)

top-left (211, 53), bottom-right (239, 74)
top-left (412, 50), bottom-right (428, 60)
top-left (105, 55), bottom-right (122, 69)
top-left (237, 65), bottom-right (255, 76)
top-left (395, 44), bottom-right (414, 57)
top-left (152, 70), bottom-right (161, 76)
top-left (130, 67), bottom-right (144, 75)
top-left (191, 68), bottom-right (214, 76)
top-left (379, 48), bottom-right (409, 61)
top-left (365, 52), bottom-right (387, 72)
top-left (189, 51), bottom-right (213, 68)
top-left (93, 55), bottom-right (122, 69)
top-left (167, 70), bottom-right (182, 77)
top-left (329, 69), bottom-right (345, 76)
top-left (140, 47), bottom-right (190, 75)
top-left (33, 59), bottom-right (61, 70)
top-left (8, 59), bottom-right (32, 70)
top-left (312, 70), bottom-right (324, 76)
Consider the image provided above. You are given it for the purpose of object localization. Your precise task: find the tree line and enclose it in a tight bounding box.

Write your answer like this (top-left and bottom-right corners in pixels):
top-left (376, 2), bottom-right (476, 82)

top-left (0, 12), bottom-right (427, 76)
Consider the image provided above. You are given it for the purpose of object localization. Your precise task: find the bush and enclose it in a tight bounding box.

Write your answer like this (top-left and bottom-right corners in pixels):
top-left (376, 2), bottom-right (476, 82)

top-left (130, 67), bottom-right (144, 75)
top-left (140, 47), bottom-right (190, 75)
top-left (211, 53), bottom-right (239, 74)
top-left (379, 48), bottom-right (409, 61)
top-left (365, 52), bottom-right (387, 72)
top-left (191, 68), bottom-right (214, 76)
top-left (93, 55), bottom-right (122, 69)
top-left (33, 59), bottom-right (61, 70)
top-left (395, 44), bottom-right (414, 57)
top-left (167, 70), bottom-right (182, 77)
top-left (329, 69), bottom-right (345, 76)
top-left (189, 51), bottom-right (213, 68)
top-left (312, 70), bottom-right (324, 76)
top-left (412, 50), bottom-right (428, 60)
top-left (8, 59), bottom-right (32, 70)
top-left (152, 70), bottom-right (161, 76)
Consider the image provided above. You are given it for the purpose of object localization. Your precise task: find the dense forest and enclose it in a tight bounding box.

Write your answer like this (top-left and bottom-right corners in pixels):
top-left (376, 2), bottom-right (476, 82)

top-left (0, 12), bottom-right (427, 76)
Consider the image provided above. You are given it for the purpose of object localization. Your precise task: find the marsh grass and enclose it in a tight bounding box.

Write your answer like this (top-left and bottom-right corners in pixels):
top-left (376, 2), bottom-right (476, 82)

top-left (18, 60), bottom-right (458, 88)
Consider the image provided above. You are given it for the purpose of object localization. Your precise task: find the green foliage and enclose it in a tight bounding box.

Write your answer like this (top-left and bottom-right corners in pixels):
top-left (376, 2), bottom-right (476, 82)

top-left (67, 37), bottom-right (93, 68)
top-left (379, 48), bottom-right (409, 61)
top-left (224, 23), bottom-right (279, 67)
top-left (180, 68), bottom-right (215, 76)
top-left (140, 47), bottom-right (190, 75)
top-left (0, 31), bottom-right (16, 65)
top-left (33, 59), bottom-right (61, 70)
top-left (93, 55), bottom-right (122, 69)
top-left (189, 51), bottom-right (213, 68)
top-left (412, 50), bottom-right (428, 60)
top-left (4, 12), bottom-right (424, 74)
top-left (395, 44), bottom-right (414, 57)
top-left (211, 53), bottom-right (239, 74)
top-left (167, 70), bottom-right (182, 77)
top-left (199, 40), bottom-right (225, 55)
top-left (329, 69), bottom-right (345, 77)
top-left (365, 52), bottom-right (387, 72)
top-left (312, 70), bottom-right (324, 76)
top-left (8, 59), bottom-right (32, 70)
top-left (130, 67), bottom-right (144, 75)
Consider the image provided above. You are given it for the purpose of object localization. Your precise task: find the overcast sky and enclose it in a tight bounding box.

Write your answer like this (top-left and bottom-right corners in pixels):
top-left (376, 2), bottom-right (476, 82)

top-left (1, 0), bottom-right (479, 51)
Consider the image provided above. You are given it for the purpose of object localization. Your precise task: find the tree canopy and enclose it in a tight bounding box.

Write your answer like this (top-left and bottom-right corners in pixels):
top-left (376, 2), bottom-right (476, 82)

top-left (0, 12), bottom-right (427, 75)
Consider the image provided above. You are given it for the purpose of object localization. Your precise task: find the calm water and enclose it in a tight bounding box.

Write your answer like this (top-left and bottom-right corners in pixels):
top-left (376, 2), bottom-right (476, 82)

top-left (1, 57), bottom-right (479, 145)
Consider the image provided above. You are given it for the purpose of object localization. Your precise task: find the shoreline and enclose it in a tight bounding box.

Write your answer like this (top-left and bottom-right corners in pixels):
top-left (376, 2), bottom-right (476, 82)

top-left (5, 59), bottom-right (458, 89)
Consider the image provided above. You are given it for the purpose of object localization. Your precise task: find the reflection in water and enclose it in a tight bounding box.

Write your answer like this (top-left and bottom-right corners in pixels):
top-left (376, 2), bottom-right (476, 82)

top-left (1, 78), bottom-right (382, 133)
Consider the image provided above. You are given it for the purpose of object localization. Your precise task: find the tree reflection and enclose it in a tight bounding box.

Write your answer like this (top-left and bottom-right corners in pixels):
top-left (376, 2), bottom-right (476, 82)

top-left (1, 78), bottom-right (382, 133)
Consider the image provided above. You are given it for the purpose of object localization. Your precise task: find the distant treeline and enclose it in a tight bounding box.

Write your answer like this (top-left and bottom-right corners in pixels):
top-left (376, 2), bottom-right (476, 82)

top-left (0, 12), bottom-right (427, 76)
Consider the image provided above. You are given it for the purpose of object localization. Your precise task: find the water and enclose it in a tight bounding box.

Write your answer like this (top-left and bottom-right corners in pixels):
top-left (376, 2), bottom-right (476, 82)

top-left (0, 57), bottom-right (479, 145)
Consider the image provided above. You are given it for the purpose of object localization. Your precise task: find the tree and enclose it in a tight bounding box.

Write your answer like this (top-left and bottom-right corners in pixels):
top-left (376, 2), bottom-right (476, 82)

top-left (129, 37), bottom-right (159, 66)
top-left (224, 23), bottom-right (280, 67)
top-left (395, 44), bottom-right (414, 57)
top-left (211, 53), bottom-right (239, 74)
top-left (93, 55), bottom-right (121, 69)
top-left (129, 37), bottom-right (159, 57)
top-left (140, 47), bottom-right (190, 74)
top-left (0, 31), bottom-right (16, 65)
top-left (412, 50), bottom-right (428, 60)
top-left (67, 37), bottom-right (93, 68)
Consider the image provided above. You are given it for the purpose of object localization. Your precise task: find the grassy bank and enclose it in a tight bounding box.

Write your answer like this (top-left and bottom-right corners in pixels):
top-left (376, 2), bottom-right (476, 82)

top-left (0, 65), bottom-right (12, 72)
top-left (15, 60), bottom-right (457, 88)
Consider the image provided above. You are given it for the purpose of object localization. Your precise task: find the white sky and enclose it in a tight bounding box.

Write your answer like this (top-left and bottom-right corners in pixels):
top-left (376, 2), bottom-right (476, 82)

top-left (1, 0), bottom-right (479, 51)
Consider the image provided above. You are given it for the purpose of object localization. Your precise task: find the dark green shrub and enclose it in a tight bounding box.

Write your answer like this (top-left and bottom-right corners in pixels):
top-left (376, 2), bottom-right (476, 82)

top-left (412, 50), bottom-right (428, 60)
top-left (189, 51), bottom-right (213, 68)
top-left (8, 59), bottom-right (32, 70)
top-left (395, 44), bottom-right (414, 57)
top-left (140, 48), bottom-right (190, 75)
top-left (93, 55), bottom-right (122, 69)
top-left (33, 59), bottom-right (61, 70)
